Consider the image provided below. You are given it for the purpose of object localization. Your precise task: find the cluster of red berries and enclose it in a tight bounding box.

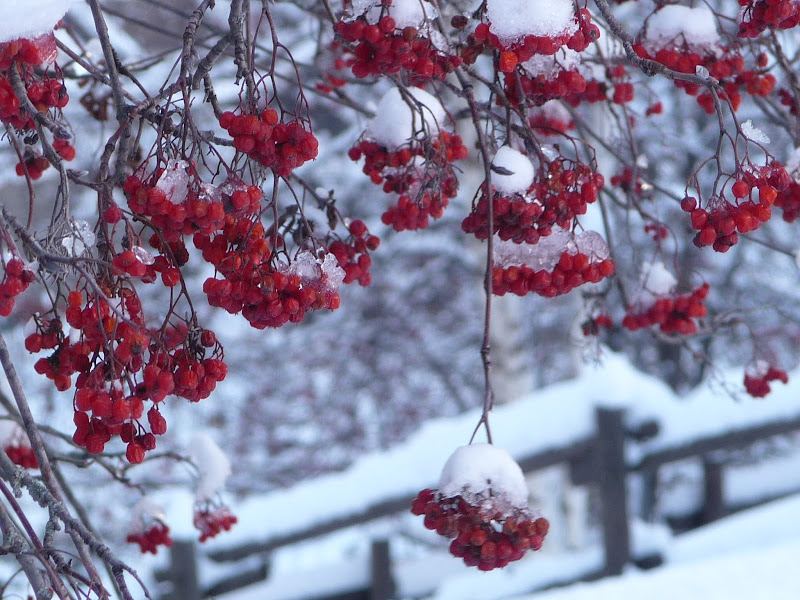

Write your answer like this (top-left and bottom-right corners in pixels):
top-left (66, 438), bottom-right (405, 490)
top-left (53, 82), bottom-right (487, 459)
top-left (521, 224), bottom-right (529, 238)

top-left (411, 489), bottom-right (549, 571)
top-left (473, 10), bottom-right (598, 69)
top-left (219, 109), bottom-right (318, 177)
top-left (581, 314), bottom-right (613, 336)
top-left (462, 160), bottom-right (604, 243)
top-left (644, 223), bottom-right (669, 242)
top-left (348, 131), bottom-right (467, 231)
top-left (529, 112), bottom-right (574, 137)
top-left (4, 444), bottom-right (39, 469)
top-left (333, 16), bottom-right (461, 82)
top-left (504, 67), bottom-right (588, 107)
top-left (124, 165), bottom-right (242, 243)
top-left (0, 34), bottom-right (67, 129)
top-left (127, 523), bottom-right (174, 554)
top-left (0, 258), bottom-right (35, 317)
top-left (744, 364), bottom-right (789, 398)
top-left (196, 215), bottom-right (346, 328)
top-left (622, 282), bottom-right (709, 335)
top-left (611, 167), bottom-right (646, 196)
top-left (774, 180), bottom-right (800, 221)
top-left (194, 505), bottom-right (238, 542)
top-left (315, 41), bottom-right (351, 94)
top-left (738, 0), bottom-right (800, 38)
top-left (327, 220), bottom-right (380, 286)
top-left (608, 66), bottom-right (635, 105)
top-left (26, 292), bottom-right (227, 461)
top-left (492, 252), bottom-right (615, 298)
top-left (682, 163), bottom-right (789, 251)
top-left (633, 43), bottom-right (774, 114)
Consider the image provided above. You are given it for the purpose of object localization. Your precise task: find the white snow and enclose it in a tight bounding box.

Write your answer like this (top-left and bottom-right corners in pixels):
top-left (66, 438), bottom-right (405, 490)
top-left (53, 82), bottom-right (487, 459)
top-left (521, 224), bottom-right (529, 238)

top-left (129, 497), bottom-right (167, 535)
top-left (320, 253), bottom-right (345, 291)
top-left (389, 0), bottom-right (437, 29)
top-left (522, 49), bottom-right (581, 80)
top-left (486, 0), bottom-right (578, 43)
top-left (438, 443), bottom-right (529, 507)
top-left (187, 432), bottom-right (233, 503)
top-left (741, 120), bottom-right (770, 145)
top-left (494, 228), bottom-right (610, 271)
top-left (366, 87), bottom-right (446, 150)
top-left (0, 0), bottom-right (80, 44)
top-left (492, 146), bottom-right (535, 194)
top-left (631, 261), bottom-right (677, 309)
top-left (645, 5), bottom-right (719, 49)
top-left (156, 159), bottom-right (190, 205)
top-left (785, 147), bottom-right (800, 176)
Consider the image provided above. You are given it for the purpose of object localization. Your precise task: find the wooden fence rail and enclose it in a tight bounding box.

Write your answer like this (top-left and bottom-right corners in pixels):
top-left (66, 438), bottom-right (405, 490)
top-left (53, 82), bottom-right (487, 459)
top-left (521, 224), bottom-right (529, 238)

top-left (155, 407), bottom-right (800, 600)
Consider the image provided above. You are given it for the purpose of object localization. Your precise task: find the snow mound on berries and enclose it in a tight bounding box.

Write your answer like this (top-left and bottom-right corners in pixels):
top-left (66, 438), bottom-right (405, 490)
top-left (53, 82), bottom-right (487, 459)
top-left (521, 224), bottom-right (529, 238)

top-left (486, 0), bottom-right (578, 42)
top-left (187, 433), bottom-right (232, 502)
top-left (156, 159), bottom-right (191, 205)
top-left (129, 497), bottom-right (167, 534)
top-left (645, 5), bottom-right (719, 49)
top-left (366, 87), bottom-right (446, 150)
top-left (438, 443), bottom-right (528, 507)
top-left (0, 0), bottom-right (80, 44)
top-left (492, 146), bottom-right (534, 194)
top-left (632, 261), bottom-right (676, 308)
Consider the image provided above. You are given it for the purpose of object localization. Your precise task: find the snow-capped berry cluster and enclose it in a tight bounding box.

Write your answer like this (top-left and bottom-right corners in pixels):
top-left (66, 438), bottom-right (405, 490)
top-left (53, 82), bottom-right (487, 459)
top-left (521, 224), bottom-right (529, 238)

top-left (194, 505), bottom-right (238, 543)
top-left (474, 4), bottom-right (597, 67)
top-left (26, 293), bottom-right (227, 462)
top-left (491, 230), bottom-right (615, 298)
top-left (622, 263), bottom-right (710, 336)
top-left (349, 87), bottom-right (467, 230)
top-left (127, 523), bottom-right (173, 554)
top-left (349, 131), bottom-right (466, 231)
top-left (529, 102), bottom-right (575, 136)
top-left (219, 109), bottom-right (318, 177)
top-left (333, 7), bottom-right (461, 82)
top-left (462, 157), bottom-right (604, 244)
top-left (124, 160), bottom-right (235, 243)
top-left (743, 361), bottom-right (789, 398)
top-left (327, 219), bottom-right (380, 286)
top-left (774, 179), bottom-right (800, 221)
top-left (196, 214), bottom-right (347, 328)
top-left (503, 55), bottom-right (588, 107)
top-left (0, 258), bottom-right (35, 317)
top-left (412, 444), bottom-right (548, 571)
top-left (738, 0), bottom-right (800, 38)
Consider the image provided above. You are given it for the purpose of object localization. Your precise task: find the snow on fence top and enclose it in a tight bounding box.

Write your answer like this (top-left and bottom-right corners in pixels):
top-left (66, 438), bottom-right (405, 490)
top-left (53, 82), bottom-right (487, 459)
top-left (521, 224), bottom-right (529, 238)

top-left (185, 351), bottom-right (800, 550)
top-left (0, 0), bottom-right (81, 44)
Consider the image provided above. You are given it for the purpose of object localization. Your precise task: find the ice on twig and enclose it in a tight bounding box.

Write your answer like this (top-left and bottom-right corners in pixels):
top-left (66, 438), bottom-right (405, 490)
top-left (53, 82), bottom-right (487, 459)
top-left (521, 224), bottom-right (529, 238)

top-left (321, 253), bottom-right (345, 291)
top-left (62, 220), bottom-right (96, 256)
top-left (741, 120), bottom-right (770, 145)
top-left (131, 246), bottom-right (155, 266)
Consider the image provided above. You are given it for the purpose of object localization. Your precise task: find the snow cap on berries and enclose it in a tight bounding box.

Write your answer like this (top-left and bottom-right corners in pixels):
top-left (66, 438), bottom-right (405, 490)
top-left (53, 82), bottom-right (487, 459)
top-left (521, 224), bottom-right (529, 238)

top-left (491, 146), bottom-right (534, 194)
top-left (645, 5), bottom-right (719, 50)
top-left (486, 0), bottom-right (578, 43)
top-left (366, 87), bottom-right (446, 150)
top-left (187, 433), bottom-right (232, 502)
top-left (438, 443), bottom-right (529, 507)
top-left (128, 497), bottom-right (167, 535)
top-left (0, 0), bottom-right (81, 44)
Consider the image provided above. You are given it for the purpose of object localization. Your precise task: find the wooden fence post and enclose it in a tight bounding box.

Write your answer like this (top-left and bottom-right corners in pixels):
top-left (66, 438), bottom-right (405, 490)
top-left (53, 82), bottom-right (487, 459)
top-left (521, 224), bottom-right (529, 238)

top-left (370, 539), bottom-right (395, 600)
top-left (701, 459), bottom-right (725, 524)
top-left (156, 540), bottom-right (200, 600)
top-left (595, 407), bottom-right (630, 576)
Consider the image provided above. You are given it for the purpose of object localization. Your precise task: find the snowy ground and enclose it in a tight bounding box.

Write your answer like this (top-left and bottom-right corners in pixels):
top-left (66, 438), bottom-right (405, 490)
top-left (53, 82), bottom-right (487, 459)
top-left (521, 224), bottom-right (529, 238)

top-left (174, 351), bottom-right (800, 600)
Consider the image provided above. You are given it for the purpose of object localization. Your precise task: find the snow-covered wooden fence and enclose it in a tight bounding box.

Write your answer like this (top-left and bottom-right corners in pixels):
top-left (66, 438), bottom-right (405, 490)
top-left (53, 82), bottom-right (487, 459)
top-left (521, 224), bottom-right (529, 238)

top-left (154, 406), bottom-right (800, 600)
